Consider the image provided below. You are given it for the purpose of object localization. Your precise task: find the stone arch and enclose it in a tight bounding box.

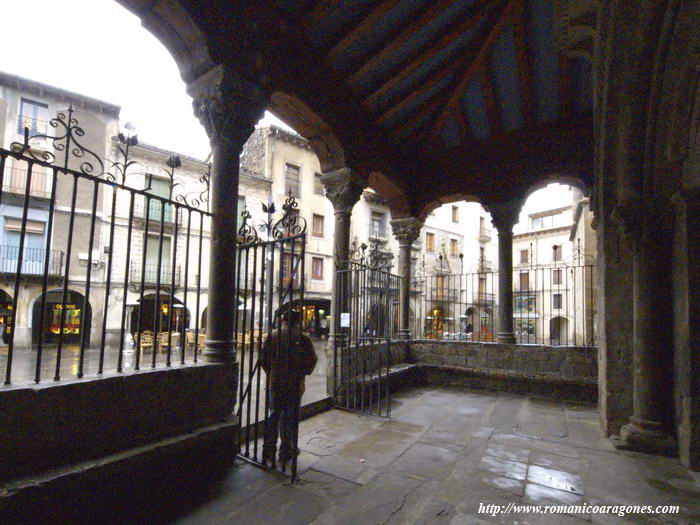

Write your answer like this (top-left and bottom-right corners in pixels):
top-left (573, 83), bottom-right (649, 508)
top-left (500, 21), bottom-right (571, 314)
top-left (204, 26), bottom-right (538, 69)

top-left (269, 91), bottom-right (346, 173)
top-left (114, 0), bottom-right (215, 85)
top-left (416, 193), bottom-right (485, 223)
top-left (550, 316), bottom-right (569, 346)
top-left (31, 289), bottom-right (92, 345)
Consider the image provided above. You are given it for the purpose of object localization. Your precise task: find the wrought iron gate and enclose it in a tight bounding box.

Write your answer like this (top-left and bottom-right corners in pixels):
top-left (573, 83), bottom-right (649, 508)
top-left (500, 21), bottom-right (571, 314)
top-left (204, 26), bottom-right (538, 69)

top-left (234, 195), bottom-right (307, 481)
top-left (333, 247), bottom-right (400, 418)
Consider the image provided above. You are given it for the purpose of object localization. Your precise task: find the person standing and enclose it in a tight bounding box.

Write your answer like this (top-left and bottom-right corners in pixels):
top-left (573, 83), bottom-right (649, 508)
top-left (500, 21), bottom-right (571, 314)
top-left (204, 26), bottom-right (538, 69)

top-left (260, 308), bottom-right (317, 465)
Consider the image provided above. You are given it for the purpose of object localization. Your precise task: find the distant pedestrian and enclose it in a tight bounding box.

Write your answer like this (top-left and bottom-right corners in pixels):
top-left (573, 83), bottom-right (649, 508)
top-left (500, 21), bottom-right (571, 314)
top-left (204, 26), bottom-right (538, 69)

top-left (260, 308), bottom-right (317, 465)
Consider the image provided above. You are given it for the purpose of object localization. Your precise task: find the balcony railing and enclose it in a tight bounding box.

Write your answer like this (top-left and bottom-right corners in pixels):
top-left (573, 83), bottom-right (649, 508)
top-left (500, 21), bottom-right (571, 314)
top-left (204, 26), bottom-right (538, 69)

top-left (478, 227), bottom-right (492, 242)
top-left (2, 167), bottom-right (52, 199)
top-left (134, 196), bottom-right (175, 223)
top-left (0, 245), bottom-right (64, 276)
top-left (472, 292), bottom-right (495, 304)
top-left (430, 287), bottom-right (459, 301)
top-left (130, 262), bottom-right (181, 287)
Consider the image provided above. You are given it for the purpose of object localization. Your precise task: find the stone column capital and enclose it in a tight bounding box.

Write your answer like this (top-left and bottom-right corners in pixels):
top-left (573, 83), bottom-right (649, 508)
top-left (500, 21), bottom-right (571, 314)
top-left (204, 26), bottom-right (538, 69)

top-left (187, 65), bottom-right (270, 149)
top-left (391, 217), bottom-right (423, 246)
top-left (487, 200), bottom-right (521, 234)
top-left (321, 168), bottom-right (368, 214)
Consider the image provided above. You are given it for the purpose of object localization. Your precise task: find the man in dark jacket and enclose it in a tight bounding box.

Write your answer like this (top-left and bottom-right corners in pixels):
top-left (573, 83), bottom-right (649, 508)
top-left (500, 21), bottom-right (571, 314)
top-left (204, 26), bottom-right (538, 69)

top-left (261, 308), bottom-right (317, 465)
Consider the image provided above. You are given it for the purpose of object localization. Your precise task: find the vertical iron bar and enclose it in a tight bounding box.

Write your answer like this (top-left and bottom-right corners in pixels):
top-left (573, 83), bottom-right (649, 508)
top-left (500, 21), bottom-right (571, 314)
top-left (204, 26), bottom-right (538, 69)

top-left (152, 199), bottom-right (167, 368)
top-left (194, 211), bottom-right (205, 362)
top-left (99, 185), bottom-right (119, 374)
top-left (5, 160), bottom-right (34, 385)
top-left (54, 173), bottom-right (79, 382)
top-left (180, 210), bottom-right (192, 364)
top-left (34, 166), bottom-right (59, 384)
top-left (78, 180), bottom-right (99, 378)
top-left (118, 193), bottom-right (136, 373)
top-left (135, 195), bottom-right (152, 371)
top-left (254, 243), bottom-right (266, 461)
top-left (166, 205), bottom-right (179, 367)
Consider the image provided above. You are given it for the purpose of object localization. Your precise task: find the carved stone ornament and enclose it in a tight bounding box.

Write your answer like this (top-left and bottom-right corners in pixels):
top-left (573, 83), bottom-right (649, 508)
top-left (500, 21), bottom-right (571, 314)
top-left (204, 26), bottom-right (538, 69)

top-left (321, 168), bottom-right (368, 213)
top-left (187, 66), bottom-right (270, 148)
top-left (391, 217), bottom-right (423, 246)
top-left (487, 200), bottom-right (521, 232)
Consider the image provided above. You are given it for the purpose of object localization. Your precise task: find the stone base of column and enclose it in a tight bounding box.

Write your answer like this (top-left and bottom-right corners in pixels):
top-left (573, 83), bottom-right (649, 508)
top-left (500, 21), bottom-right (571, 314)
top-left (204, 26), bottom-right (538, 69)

top-left (398, 329), bottom-right (411, 340)
top-left (497, 332), bottom-right (516, 344)
top-left (617, 417), bottom-right (677, 456)
top-left (202, 339), bottom-right (236, 364)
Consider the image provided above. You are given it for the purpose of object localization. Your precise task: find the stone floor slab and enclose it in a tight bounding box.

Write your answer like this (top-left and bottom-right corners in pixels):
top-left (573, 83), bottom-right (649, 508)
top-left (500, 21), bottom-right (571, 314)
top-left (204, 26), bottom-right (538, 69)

top-left (527, 465), bottom-right (584, 495)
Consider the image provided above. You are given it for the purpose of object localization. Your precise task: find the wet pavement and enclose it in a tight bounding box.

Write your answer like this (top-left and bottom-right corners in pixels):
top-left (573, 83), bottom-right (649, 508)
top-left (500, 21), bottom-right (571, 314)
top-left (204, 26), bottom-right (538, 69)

top-left (0, 339), bottom-right (329, 408)
top-left (147, 387), bottom-right (700, 524)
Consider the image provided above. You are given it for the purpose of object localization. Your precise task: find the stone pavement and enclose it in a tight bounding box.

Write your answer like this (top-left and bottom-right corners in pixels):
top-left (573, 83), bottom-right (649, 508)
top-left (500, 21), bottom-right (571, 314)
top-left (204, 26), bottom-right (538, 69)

top-left (153, 387), bottom-right (700, 524)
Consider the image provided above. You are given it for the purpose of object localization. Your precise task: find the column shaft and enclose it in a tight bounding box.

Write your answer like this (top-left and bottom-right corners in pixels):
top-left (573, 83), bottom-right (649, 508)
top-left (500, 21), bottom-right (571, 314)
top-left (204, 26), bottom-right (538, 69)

top-left (497, 230), bottom-right (516, 343)
top-left (391, 217), bottom-right (423, 339)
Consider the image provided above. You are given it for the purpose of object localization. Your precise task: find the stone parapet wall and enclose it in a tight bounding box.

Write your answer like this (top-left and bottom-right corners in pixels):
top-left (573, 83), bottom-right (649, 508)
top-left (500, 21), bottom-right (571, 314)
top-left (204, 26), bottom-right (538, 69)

top-left (406, 340), bottom-right (597, 402)
top-left (0, 364), bottom-right (237, 483)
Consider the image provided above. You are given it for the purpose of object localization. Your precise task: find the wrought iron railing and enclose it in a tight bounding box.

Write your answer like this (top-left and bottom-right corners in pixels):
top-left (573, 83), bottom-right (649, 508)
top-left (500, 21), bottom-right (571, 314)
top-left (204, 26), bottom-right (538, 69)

top-left (0, 106), bottom-right (212, 386)
top-left (130, 263), bottom-right (181, 287)
top-left (478, 227), bottom-right (492, 242)
top-left (2, 166), bottom-right (52, 198)
top-left (0, 246), bottom-right (64, 276)
top-left (411, 263), bottom-right (597, 346)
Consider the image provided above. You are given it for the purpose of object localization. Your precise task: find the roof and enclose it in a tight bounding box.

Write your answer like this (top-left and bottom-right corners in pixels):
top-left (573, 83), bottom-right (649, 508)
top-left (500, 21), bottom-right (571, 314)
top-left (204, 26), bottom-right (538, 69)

top-left (0, 71), bottom-right (121, 118)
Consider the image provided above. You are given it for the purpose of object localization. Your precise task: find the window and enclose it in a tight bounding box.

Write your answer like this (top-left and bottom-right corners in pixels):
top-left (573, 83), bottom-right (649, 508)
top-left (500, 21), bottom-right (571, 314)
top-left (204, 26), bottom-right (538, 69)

top-left (553, 245), bottom-right (562, 261)
top-left (426, 232), bottom-right (435, 252)
top-left (312, 257), bottom-right (324, 280)
top-left (5, 218), bottom-right (45, 235)
top-left (284, 163), bottom-right (301, 197)
top-left (451, 205), bottom-right (459, 223)
top-left (450, 238), bottom-right (458, 257)
top-left (370, 211), bottom-right (385, 238)
top-left (18, 99), bottom-right (49, 136)
top-left (553, 269), bottom-right (562, 285)
top-left (520, 249), bottom-right (529, 264)
top-left (553, 293), bottom-right (562, 309)
top-left (519, 272), bottom-right (529, 290)
top-left (312, 214), bottom-right (324, 237)
top-left (514, 294), bottom-right (536, 313)
top-left (531, 212), bottom-right (560, 231)
top-left (282, 253), bottom-right (300, 287)
top-left (144, 176), bottom-right (173, 222)
top-left (145, 234), bottom-right (172, 283)
top-left (314, 173), bottom-right (324, 195)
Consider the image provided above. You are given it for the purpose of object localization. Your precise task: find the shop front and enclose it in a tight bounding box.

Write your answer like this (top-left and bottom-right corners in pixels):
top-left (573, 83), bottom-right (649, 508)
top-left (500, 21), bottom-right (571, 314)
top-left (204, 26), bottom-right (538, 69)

top-left (32, 289), bottom-right (91, 345)
top-left (0, 290), bottom-right (13, 344)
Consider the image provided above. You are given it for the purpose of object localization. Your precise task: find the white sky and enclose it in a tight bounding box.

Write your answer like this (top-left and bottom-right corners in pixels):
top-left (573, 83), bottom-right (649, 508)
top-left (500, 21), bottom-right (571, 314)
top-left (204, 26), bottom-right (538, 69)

top-left (0, 0), bottom-right (292, 161)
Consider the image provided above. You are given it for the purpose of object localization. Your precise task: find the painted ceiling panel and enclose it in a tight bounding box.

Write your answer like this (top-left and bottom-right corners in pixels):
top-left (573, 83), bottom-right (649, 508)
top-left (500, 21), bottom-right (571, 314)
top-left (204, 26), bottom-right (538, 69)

top-left (308, 0), bottom-right (376, 48)
top-left (527, 0), bottom-right (560, 121)
top-left (382, 75), bottom-right (453, 128)
top-left (368, 17), bottom-right (486, 111)
top-left (353, 0), bottom-right (478, 94)
top-left (331, 0), bottom-right (433, 74)
top-left (571, 56), bottom-right (593, 114)
top-left (489, 24), bottom-right (523, 131)
top-left (461, 76), bottom-right (490, 140)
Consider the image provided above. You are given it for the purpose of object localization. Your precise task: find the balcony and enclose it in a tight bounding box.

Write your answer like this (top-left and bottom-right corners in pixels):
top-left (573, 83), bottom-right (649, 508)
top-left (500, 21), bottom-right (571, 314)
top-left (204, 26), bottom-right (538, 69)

top-left (478, 259), bottom-right (494, 272)
top-left (130, 262), bottom-right (181, 288)
top-left (0, 245), bottom-right (64, 277)
top-left (478, 227), bottom-right (492, 242)
top-left (471, 292), bottom-right (495, 305)
top-left (2, 167), bottom-right (52, 199)
top-left (133, 196), bottom-right (175, 223)
top-left (430, 287), bottom-right (458, 301)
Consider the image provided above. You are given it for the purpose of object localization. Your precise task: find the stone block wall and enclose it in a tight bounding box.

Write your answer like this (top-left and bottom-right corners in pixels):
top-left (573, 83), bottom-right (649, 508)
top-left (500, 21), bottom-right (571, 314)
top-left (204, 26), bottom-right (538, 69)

top-left (0, 364), bottom-right (237, 483)
top-left (407, 340), bottom-right (597, 403)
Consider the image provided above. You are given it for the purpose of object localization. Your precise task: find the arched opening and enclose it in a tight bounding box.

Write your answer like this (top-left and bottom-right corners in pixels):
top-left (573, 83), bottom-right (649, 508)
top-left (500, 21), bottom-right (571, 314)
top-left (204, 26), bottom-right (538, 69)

top-left (200, 307), bottom-right (207, 331)
top-left (130, 294), bottom-right (190, 336)
top-left (426, 306), bottom-right (445, 340)
top-left (32, 289), bottom-right (91, 346)
top-left (0, 290), bottom-right (13, 344)
top-left (550, 316), bottom-right (568, 345)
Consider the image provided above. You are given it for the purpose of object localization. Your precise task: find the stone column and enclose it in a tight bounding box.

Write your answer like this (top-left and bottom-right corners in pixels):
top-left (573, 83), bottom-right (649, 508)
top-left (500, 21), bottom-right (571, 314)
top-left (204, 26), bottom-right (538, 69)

top-left (615, 202), bottom-right (676, 455)
top-left (188, 66), bottom-right (269, 365)
top-left (321, 168), bottom-right (367, 394)
top-left (489, 201), bottom-right (520, 344)
top-left (391, 217), bottom-right (423, 339)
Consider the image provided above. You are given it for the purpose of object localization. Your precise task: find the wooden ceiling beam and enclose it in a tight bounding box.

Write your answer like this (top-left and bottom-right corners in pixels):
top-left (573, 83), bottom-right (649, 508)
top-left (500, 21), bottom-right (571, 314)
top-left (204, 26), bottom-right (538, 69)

top-left (363, 0), bottom-right (498, 109)
top-left (304, 0), bottom-right (343, 30)
top-left (390, 92), bottom-right (445, 141)
top-left (513, 0), bottom-right (534, 124)
top-left (480, 67), bottom-right (502, 135)
top-left (432, 0), bottom-right (517, 135)
top-left (347, 0), bottom-right (460, 88)
top-left (326, 0), bottom-right (401, 64)
top-left (559, 54), bottom-right (574, 120)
